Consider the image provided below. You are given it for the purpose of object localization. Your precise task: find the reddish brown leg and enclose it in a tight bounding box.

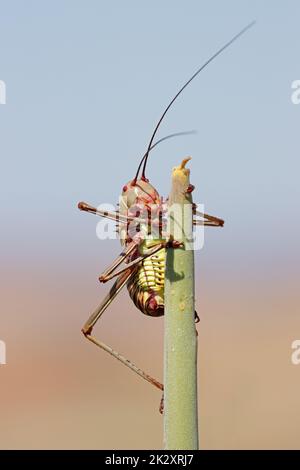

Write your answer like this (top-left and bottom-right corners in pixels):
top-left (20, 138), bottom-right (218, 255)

top-left (194, 210), bottom-right (224, 227)
top-left (78, 201), bottom-right (144, 224)
top-left (98, 240), bottom-right (140, 282)
top-left (82, 267), bottom-right (164, 410)
top-left (100, 242), bottom-right (168, 283)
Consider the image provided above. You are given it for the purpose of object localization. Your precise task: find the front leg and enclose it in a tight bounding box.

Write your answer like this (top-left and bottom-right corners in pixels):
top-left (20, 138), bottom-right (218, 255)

top-left (78, 201), bottom-right (144, 224)
top-left (98, 240), bottom-right (140, 282)
top-left (100, 240), bottom-right (183, 283)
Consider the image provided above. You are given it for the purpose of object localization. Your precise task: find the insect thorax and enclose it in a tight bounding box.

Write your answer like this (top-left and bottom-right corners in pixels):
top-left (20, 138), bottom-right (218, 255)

top-left (118, 179), bottom-right (167, 245)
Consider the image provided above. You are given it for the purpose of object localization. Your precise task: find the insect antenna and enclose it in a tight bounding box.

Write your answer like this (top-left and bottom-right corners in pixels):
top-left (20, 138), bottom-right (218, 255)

top-left (133, 21), bottom-right (255, 182)
top-left (133, 130), bottom-right (197, 183)
top-left (134, 130), bottom-right (197, 181)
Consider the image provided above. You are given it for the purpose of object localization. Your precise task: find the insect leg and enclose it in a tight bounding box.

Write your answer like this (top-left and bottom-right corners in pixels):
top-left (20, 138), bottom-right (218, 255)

top-left (78, 201), bottom-right (144, 224)
top-left (193, 220), bottom-right (223, 227)
top-left (82, 268), bottom-right (163, 395)
top-left (99, 242), bottom-right (166, 283)
top-left (194, 210), bottom-right (224, 227)
top-left (98, 240), bottom-right (140, 282)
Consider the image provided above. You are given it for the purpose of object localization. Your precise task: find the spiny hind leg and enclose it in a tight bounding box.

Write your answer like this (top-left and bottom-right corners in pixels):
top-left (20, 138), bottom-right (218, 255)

top-left (85, 241), bottom-right (184, 414)
top-left (82, 267), bottom-right (164, 407)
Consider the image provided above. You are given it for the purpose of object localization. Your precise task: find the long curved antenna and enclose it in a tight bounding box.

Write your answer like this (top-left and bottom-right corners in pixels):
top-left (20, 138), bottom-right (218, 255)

top-left (134, 130), bottom-right (196, 178)
top-left (137, 21), bottom-right (255, 181)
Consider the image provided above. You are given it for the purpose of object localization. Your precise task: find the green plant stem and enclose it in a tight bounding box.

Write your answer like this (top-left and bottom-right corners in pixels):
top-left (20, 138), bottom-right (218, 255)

top-left (163, 157), bottom-right (198, 450)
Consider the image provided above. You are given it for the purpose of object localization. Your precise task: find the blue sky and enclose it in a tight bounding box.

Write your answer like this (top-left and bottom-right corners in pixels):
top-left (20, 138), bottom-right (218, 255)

top-left (1, 0), bottom-right (299, 281)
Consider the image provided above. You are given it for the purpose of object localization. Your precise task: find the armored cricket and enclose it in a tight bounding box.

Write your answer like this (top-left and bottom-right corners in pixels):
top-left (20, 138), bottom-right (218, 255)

top-left (78, 22), bottom-right (254, 412)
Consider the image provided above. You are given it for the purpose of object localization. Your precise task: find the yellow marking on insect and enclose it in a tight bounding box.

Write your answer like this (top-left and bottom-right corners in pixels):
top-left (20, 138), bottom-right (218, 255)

top-left (136, 247), bottom-right (165, 296)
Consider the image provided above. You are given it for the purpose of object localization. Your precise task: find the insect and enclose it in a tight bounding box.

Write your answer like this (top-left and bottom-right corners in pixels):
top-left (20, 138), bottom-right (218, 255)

top-left (78, 22), bottom-right (254, 412)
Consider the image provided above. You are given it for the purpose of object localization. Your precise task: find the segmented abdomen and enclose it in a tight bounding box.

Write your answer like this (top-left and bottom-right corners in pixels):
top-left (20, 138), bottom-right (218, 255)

top-left (127, 248), bottom-right (165, 317)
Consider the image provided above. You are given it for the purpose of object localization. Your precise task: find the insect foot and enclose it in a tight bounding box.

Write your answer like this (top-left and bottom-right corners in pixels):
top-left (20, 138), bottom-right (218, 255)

top-left (78, 201), bottom-right (89, 211)
top-left (159, 392), bottom-right (164, 415)
top-left (194, 311), bottom-right (200, 323)
top-left (165, 239), bottom-right (184, 249)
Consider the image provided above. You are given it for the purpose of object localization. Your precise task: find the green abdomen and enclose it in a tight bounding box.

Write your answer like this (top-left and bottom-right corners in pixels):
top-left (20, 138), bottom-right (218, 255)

top-left (127, 246), bottom-right (165, 317)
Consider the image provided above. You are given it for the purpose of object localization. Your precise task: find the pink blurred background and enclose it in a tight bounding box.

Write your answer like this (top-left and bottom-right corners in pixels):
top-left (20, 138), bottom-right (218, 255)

top-left (1, 247), bottom-right (300, 449)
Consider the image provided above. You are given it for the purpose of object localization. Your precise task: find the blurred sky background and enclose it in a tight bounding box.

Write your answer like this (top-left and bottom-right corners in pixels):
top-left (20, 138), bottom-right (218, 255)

top-left (0, 0), bottom-right (300, 449)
